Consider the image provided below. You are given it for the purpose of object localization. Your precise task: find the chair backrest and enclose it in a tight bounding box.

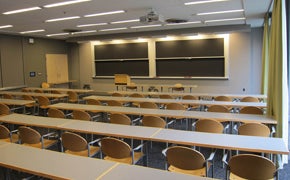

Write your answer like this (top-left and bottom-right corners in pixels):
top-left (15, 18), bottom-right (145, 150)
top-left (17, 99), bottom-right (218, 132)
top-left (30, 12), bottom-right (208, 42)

top-left (72, 110), bottom-right (91, 121)
top-left (139, 102), bottom-right (159, 109)
top-left (166, 146), bottom-right (205, 170)
top-left (18, 126), bottom-right (41, 144)
top-left (107, 100), bottom-right (123, 107)
top-left (182, 95), bottom-right (199, 100)
top-left (51, 90), bottom-right (62, 94)
top-left (86, 99), bottom-right (102, 105)
top-left (68, 91), bottom-right (78, 102)
top-left (240, 96), bottom-right (260, 102)
top-left (238, 123), bottom-right (270, 137)
top-left (0, 103), bottom-right (11, 115)
top-left (110, 113), bottom-right (131, 125)
top-left (142, 116), bottom-right (166, 128)
top-left (228, 154), bottom-right (276, 179)
top-left (166, 103), bottom-right (186, 110)
top-left (22, 88), bottom-right (30, 92)
top-left (22, 95), bottom-right (34, 101)
top-left (41, 82), bottom-right (50, 88)
top-left (3, 93), bottom-right (13, 99)
top-left (129, 93), bottom-right (144, 98)
top-left (101, 137), bottom-right (131, 159)
top-left (195, 119), bottom-right (224, 134)
top-left (207, 105), bottom-right (229, 113)
top-left (214, 96), bottom-right (232, 101)
top-left (159, 94), bottom-right (174, 99)
top-left (48, 108), bottom-right (66, 118)
top-left (111, 92), bottom-right (123, 97)
top-left (35, 89), bottom-right (44, 93)
top-left (172, 83), bottom-right (184, 92)
top-left (0, 125), bottom-right (10, 139)
top-left (37, 96), bottom-right (50, 107)
top-left (239, 106), bottom-right (264, 115)
top-left (61, 132), bottom-right (87, 151)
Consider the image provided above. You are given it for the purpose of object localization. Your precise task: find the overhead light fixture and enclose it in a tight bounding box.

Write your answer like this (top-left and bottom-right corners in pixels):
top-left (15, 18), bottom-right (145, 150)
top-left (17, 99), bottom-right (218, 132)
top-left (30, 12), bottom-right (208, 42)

top-left (197, 9), bottom-right (244, 16)
top-left (185, 0), bottom-right (229, 5)
top-left (84, 10), bottom-right (125, 17)
top-left (3, 7), bottom-right (41, 15)
top-left (46, 33), bottom-right (70, 37)
top-left (45, 16), bottom-right (80, 22)
top-left (20, 29), bottom-right (45, 34)
top-left (99, 27), bottom-right (127, 32)
top-left (111, 19), bottom-right (139, 24)
top-left (72, 30), bottom-right (97, 34)
top-left (44, 0), bottom-right (91, 8)
top-left (166, 21), bottom-right (201, 26)
top-left (131, 24), bottom-right (162, 29)
top-left (205, 17), bottom-right (246, 23)
top-left (77, 23), bottom-right (108, 27)
top-left (0, 25), bottom-right (13, 29)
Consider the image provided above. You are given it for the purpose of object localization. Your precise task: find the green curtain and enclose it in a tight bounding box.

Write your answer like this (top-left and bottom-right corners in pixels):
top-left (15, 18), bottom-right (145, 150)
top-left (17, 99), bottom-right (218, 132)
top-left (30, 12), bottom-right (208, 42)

top-left (261, 14), bottom-right (270, 94)
top-left (267, 0), bottom-right (288, 138)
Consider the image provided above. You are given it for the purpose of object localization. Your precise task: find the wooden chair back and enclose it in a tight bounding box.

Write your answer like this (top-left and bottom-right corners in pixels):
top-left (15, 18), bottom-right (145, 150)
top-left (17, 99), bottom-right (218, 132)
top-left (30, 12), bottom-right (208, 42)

top-left (86, 99), bottom-right (102, 105)
top-left (37, 96), bottom-right (50, 107)
top-left (240, 96), bottom-right (260, 102)
top-left (166, 103), bottom-right (186, 110)
top-left (214, 96), bottom-right (232, 101)
top-left (101, 137), bottom-right (131, 159)
top-left (18, 126), bottom-right (41, 144)
top-left (68, 91), bottom-right (78, 103)
top-left (159, 94), bottom-right (174, 99)
top-left (41, 82), bottom-right (50, 88)
top-left (111, 92), bottom-right (123, 97)
top-left (0, 103), bottom-right (11, 115)
top-left (48, 108), bottom-right (66, 118)
top-left (207, 105), bottom-right (229, 113)
top-left (3, 94), bottom-right (13, 99)
top-left (195, 119), bottom-right (224, 134)
top-left (142, 116), bottom-right (166, 128)
top-left (139, 102), bottom-right (159, 109)
top-left (110, 113), bottom-right (131, 125)
top-left (35, 89), bottom-right (44, 93)
top-left (182, 95), bottom-right (199, 100)
top-left (238, 123), bottom-right (270, 137)
top-left (107, 100), bottom-right (123, 107)
top-left (172, 83), bottom-right (185, 92)
top-left (228, 154), bottom-right (276, 179)
top-left (129, 93), bottom-right (144, 98)
top-left (239, 106), bottom-right (263, 115)
top-left (0, 125), bottom-right (10, 139)
top-left (61, 132), bottom-right (87, 151)
top-left (72, 110), bottom-right (91, 121)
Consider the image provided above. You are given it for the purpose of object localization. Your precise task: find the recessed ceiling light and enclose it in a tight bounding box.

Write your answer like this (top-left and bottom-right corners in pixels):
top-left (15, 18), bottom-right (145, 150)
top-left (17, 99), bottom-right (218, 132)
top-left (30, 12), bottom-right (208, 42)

top-left (3, 7), bottom-right (41, 15)
top-left (46, 33), bottom-right (70, 37)
top-left (205, 17), bottom-right (246, 23)
top-left (185, 0), bottom-right (229, 5)
top-left (166, 21), bottom-right (201, 26)
top-left (0, 25), bottom-right (13, 29)
top-left (44, 0), bottom-right (91, 8)
top-left (20, 29), bottom-right (45, 34)
top-left (72, 30), bottom-right (97, 34)
top-left (111, 19), bottom-right (139, 24)
top-left (45, 16), bottom-right (80, 22)
top-left (77, 23), bottom-right (108, 27)
top-left (84, 10), bottom-right (125, 17)
top-left (131, 24), bottom-right (162, 29)
top-left (197, 9), bottom-right (244, 16)
top-left (99, 27), bottom-right (127, 32)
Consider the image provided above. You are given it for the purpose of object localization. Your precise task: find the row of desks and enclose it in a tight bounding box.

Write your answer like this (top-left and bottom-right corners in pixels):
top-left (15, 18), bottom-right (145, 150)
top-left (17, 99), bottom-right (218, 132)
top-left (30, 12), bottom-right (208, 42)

top-left (0, 114), bottom-right (287, 155)
top-left (84, 95), bottom-right (267, 108)
top-left (49, 103), bottom-right (276, 124)
top-left (0, 141), bottom-right (207, 180)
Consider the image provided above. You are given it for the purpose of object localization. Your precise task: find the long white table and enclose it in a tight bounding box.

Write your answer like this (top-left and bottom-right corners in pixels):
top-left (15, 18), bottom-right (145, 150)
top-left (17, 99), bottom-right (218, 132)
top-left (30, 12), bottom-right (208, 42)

top-left (0, 114), bottom-right (287, 155)
top-left (0, 91), bottom-right (68, 99)
top-left (84, 95), bottom-right (267, 108)
top-left (23, 87), bottom-right (94, 94)
top-left (48, 103), bottom-right (276, 124)
top-left (0, 98), bottom-right (36, 114)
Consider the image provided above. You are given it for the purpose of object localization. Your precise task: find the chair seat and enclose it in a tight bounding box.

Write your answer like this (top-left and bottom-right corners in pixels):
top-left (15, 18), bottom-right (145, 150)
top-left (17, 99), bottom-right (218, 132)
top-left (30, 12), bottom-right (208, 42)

top-left (0, 134), bottom-right (19, 143)
top-left (229, 173), bottom-right (274, 180)
top-left (65, 145), bottom-right (100, 157)
top-left (23, 139), bottom-right (57, 149)
top-left (104, 152), bottom-right (143, 164)
top-left (168, 165), bottom-right (206, 177)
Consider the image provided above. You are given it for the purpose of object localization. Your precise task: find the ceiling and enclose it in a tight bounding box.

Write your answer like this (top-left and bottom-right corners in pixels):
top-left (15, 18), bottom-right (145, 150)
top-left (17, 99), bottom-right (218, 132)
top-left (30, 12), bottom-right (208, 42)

top-left (0, 0), bottom-right (272, 41)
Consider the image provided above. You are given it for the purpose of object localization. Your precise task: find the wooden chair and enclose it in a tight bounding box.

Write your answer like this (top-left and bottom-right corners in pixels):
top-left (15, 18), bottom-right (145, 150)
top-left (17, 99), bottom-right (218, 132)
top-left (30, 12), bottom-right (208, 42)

top-left (182, 95), bottom-right (200, 110)
top-left (126, 83), bottom-right (137, 91)
top-left (193, 118), bottom-right (225, 134)
top-left (109, 113), bottom-right (132, 125)
top-left (207, 105), bottom-right (230, 113)
top-left (139, 102), bottom-right (159, 109)
top-left (2, 93), bottom-right (13, 99)
top-left (37, 96), bottom-right (51, 116)
top-left (18, 126), bottom-right (58, 149)
top-left (34, 89), bottom-right (44, 93)
top-left (0, 103), bottom-right (11, 116)
top-left (22, 95), bottom-right (38, 115)
top-left (141, 116), bottom-right (167, 128)
top-left (238, 123), bottom-right (271, 137)
top-left (41, 82), bottom-right (50, 88)
top-left (240, 96), bottom-right (260, 102)
top-left (128, 93), bottom-right (144, 107)
top-left (72, 110), bottom-right (92, 121)
top-left (67, 91), bottom-right (82, 103)
top-left (166, 103), bottom-right (186, 129)
top-left (111, 92), bottom-right (123, 97)
top-left (48, 108), bottom-right (66, 119)
top-left (162, 146), bottom-right (215, 177)
top-left (61, 131), bottom-right (100, 157)
top-left (214, 96), bottom-right (232, 101)
top-left (106, 100), bottom-right (123, 107)
top-left (171, 83), bottom-right (185, 93)
top-left (239, 106), bottom-right (264, 115)
top-left (0, 125), bottom-right (19, 143)
top-left (86, 99), bottom-right (102, 105)
top-left (85, 99), bottom-right (103, 121)
top-left (159, 94), bottom-right (174, 99)
top-left (223, 154), bottom-right (277, 180)
top-left (100, 137), bottom-right (144, 164)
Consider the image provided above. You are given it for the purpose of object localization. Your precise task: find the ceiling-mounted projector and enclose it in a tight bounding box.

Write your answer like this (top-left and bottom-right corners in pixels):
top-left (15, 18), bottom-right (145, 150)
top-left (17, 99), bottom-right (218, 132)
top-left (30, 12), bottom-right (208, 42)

top-left (139, 9), bottom-right (164, 24)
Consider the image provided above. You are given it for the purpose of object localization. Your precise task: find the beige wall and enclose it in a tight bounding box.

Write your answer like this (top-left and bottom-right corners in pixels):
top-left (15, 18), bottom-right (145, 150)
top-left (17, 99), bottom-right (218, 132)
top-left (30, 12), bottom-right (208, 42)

top-left (76, 28), bottom-right (263, 94)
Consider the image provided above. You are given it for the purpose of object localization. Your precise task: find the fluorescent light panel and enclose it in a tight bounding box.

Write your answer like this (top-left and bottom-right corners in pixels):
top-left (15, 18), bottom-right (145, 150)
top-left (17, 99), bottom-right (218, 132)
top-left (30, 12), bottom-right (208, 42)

top-left (46, 33), bottom-right (69, 37)
top-left (197, 9), bottom-right (244, 15)
top-left (84, 10), bottom-right (125, 17)
top-left (205, 17), bottom-right (245, 23)
top-left (0, 25), bottom-right (13, 29)
top-left (77, 23), bottom-right (108, 27)
top-left (3, 7), bottom-right (41, 15)
top-left (20, 29), bottom-right (45, 34)
top-left (44, 0), bottom-right (91, 8)
top-left (167, 21), bottom-right (201, 26)
top-left (45, 16), bottom-right (80, 22)
top-left (131, 24), bottom-right (162, 29)
top-left (185, 0), bottom-right (229, 5)
top-left (111, 19), bottom-right (139, 24)
top-left (99, 27), bottom-right (127, 32)
top-left (72, 30), bottom-right (97, 34)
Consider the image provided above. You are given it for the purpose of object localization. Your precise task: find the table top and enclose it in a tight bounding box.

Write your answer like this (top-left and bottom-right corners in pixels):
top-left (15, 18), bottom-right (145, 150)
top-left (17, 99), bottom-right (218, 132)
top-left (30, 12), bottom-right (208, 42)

top-left (0, 98), bottom-right (35, 106)
top-left (84, 95), bottom-right (267, 108)
top-left (0, 91), bottom-right (68, 98)
top-left (110, 91), bottom-right (267, 99)
top-left (24, 87), bottom-right (94, 93)
top-left (0, 114), bottom-right (287, 155)
top-left (49, 103), bottom-right (276, 124)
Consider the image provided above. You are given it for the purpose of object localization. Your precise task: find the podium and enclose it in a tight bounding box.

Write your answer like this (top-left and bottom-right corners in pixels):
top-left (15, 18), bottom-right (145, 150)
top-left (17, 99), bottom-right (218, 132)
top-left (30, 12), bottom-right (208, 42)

top-left (114, 74), bottom-right (131, 90)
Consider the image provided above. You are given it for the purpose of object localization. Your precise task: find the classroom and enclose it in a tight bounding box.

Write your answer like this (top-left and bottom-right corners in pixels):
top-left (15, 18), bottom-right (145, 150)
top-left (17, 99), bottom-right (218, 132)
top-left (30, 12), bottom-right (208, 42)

top-left (0, 0), bottom-right (289, 179)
